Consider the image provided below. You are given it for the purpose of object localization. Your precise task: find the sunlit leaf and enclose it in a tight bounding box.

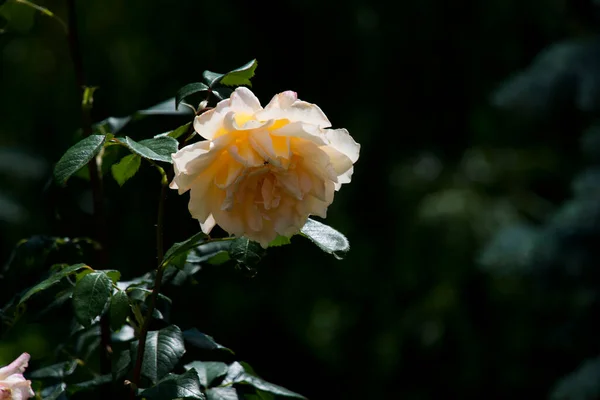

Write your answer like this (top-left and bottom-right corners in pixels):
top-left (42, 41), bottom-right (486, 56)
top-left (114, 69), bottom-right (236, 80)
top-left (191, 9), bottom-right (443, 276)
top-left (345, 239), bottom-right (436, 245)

top-left (140, 369), bottom-right (205, 400)
top-left (207, 387), bottom-right (238, 400)
top-left (118, 136), bottom-right (178, 164)
top-left (268, 236), bottom-right (291, 247)
top-left (54, 135), bottom-right (106, 186)
top-left (155, 122), bottom-right (191, 140)
top-left (19, 263), bottom-right (89, 305)
top-left (184, 361), bottom-right (228, 387)
top-left (219, 59), bottom-right (257, 87)
top-left (111, 154), bottom-right (141, 186)
top-left (130, 325), bottom-right (186, 384)
top-left (300, 218), bottom-right (350, 259)
top-left (72, 272), bottom-right (112, 327)
top-left (176, 83), bottom-right (209, 110)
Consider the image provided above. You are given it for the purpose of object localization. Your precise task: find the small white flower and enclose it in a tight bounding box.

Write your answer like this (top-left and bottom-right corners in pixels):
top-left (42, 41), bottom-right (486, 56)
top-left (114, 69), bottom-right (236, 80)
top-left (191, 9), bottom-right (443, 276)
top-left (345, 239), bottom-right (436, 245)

top-left (0, 353), bottom-right (35, 400)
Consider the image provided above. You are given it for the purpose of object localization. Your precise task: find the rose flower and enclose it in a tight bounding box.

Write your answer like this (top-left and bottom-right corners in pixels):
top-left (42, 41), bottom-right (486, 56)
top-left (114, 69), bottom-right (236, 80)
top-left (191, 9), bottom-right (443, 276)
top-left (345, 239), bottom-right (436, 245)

top-left (170, 88), bottom-right (360, 247)
top-left (0, 353), bottom-right (34, 400)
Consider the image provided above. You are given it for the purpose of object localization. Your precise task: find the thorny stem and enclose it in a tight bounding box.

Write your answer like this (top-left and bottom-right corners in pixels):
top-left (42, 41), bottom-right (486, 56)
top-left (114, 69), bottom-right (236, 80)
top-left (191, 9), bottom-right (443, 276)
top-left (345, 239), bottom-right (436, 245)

top-left (130, 165), bottom-right (169, 398)
top-left (65, 0), bottom-right (112, 378)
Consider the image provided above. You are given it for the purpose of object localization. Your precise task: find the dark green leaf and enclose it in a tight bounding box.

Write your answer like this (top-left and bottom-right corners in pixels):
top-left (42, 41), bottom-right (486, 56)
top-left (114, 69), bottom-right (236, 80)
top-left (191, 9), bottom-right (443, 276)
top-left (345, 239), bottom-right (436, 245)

top-left (111, 154), bottom-right (141, 186)
top-left (41, 383), bottom-right (67, 400)
top-left (188, 241), bottom-right (233, 264)
top-left (203, 71), bottom-right (225, 88)
top-left (0, 0), bottom-right (35, 33)
top-left (139, 97), bottom-right (194, 116)
top-left (550, 356), bottom-right (600, 400)
top-left (71, 374), bottom-right (112, 391)
top-left (127, 287), bottom-right (172, 304)
top-left (29, 361), bottom-right (78, 379)
top-left (109, 290), bottom-right (130, 331)
top-left (268, 236), bottom-right (291, 247)
top-left (220, 59), bottom-right (258, 87)
top-left (185, 361), bottom-right (229, 387)
top-left (131, 325), bottom-right (186, 383)
top-left (19, 263), bottom-right (89, 305)
top-left (211, 88), bottom-right (234, 101)
top-left (140, 369), bottom-right (205, 400)
top-left (118, 136), bottom-right (178, 163)
top-left (182, 328), bottom-right (233, 354)
top-left (229, 238), bottom-right (265, 267)
top-left (112, 349), bottom-right (132, 381)
top-left (300, 218), bottom-right (350, 260)
top-left (155, 122), bottom-right (192, 140)
top-left (207, 387), bottom-right (238, 400)
top-left (73, 272), bottom-right (112, 327)
top-left (176, 83), bottom-right (209, 110)
top-left (223, 362), bottom-right (305, 399)
top-left (54, 135), bottom-right (106, 186)
top-left (162, 232), bottom-right (208, 267)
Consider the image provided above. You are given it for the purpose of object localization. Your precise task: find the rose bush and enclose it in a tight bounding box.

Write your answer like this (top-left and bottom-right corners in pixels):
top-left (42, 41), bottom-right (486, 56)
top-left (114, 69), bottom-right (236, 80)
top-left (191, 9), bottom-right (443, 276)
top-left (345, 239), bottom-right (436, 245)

top-left (0, 353), bottom-right (34, 400)
top-left (170, 87), bottom-right (360, 247)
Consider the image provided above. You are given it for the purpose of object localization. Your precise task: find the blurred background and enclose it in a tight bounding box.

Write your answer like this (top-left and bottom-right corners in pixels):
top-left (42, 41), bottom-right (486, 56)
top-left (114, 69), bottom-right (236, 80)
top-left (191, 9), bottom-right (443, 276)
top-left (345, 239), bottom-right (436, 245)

top-left (3, 0), bottom-right (600, 398)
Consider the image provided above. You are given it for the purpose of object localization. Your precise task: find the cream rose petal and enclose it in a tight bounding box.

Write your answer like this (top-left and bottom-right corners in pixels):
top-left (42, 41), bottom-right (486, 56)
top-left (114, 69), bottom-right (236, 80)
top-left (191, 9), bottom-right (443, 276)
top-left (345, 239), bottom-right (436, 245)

top-left (194, 87), bottom-right (262, 140)
top-left (256, 91), bottom-right (331, 128)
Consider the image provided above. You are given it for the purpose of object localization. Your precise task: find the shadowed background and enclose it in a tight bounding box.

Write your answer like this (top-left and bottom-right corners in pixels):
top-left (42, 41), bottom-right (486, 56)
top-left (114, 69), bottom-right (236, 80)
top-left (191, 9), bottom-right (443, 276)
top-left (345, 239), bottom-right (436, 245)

top-left (2, 0), bottom-right (600, 398)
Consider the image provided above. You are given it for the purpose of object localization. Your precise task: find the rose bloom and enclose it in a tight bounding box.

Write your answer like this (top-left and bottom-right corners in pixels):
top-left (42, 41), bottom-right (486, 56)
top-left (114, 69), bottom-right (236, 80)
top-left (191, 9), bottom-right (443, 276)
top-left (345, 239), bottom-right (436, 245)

top-left (170, 87), bottom-right (360, 247)
top-left (0, 353), bottom-right (34, 400)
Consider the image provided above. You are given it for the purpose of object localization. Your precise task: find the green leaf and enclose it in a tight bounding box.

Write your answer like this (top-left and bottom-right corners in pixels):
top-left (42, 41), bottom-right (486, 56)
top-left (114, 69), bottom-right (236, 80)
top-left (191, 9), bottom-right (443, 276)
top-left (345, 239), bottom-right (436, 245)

top-left (138, 97), bottom-right (194, 116)
top-left (211, 88), bottom-right (234, 101)
top-left (229, 238), bottom-right (265, 267)
top-left (182, 328), bottom-right (234, 354)
top-left (131, 325), bottom-right (186, 384)
top-left (102, 269), bottom-right (121, 283)
top-left (207, 387), bottom-right (238, 400)
top-left (54, 135), bottom-right (106, 186)
top-left (224, 362), bottom-right (305, 399)
top-left (40, 383), bottom-right (67, 400)
top-left (219, 59), bottom-right (258, 87)
top-left (71, 374), bottom-right (112, 391)
top-left (72, 272), bottom-right (112, 327)
top-left (184, 361), bottom-right (229, 388)
top-left (300, 218), bottom-right (350, 260)
top-left (0, 0), bottom-right (35, 33)
top-left (112, 349), bottom-right (131, 381)
top-left (176, 83), bottom-right (209, 110)
top-left (109, 290), bottom-right (130, 331)
top-left (162, 232), bottom-right (208, 267)
top-left (111, 154), bottom-right (141, 186)
top-left (268, 236), bottom-right (291, 247)
top-left (118, 136), bottom-right (178, 164)
top-left (141, 369), bottom-right (205, 400)
top-left (127, 287), bottom-right (172, 304)
top-left (207, 251), bottom-right (230, 265)
top-left (203, 71), bottom-right (225, 88)
top-left (155, 122), bottom-right (191, 140)
top-left (19, 263), bottom-right (89, 305)
top-left (29, 360), bottom-right (78, 379)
